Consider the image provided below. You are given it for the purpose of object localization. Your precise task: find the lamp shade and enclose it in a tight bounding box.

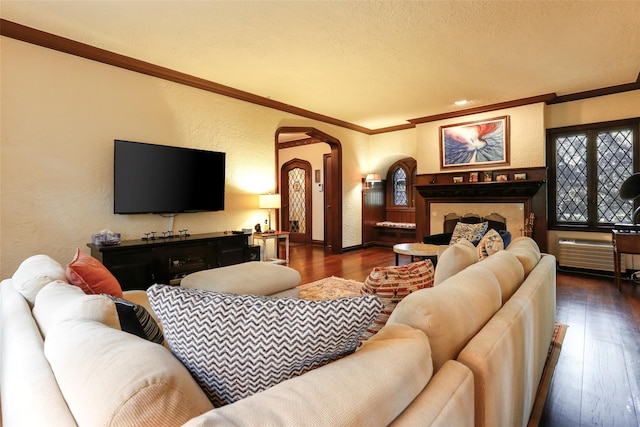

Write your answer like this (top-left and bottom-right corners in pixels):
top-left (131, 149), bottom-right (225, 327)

top-left (619, 173), bottom-right (640, 200)
top-left (365, 173), bottom-right (381, 183)
top-left (259, 194), bottom-right (281, 209)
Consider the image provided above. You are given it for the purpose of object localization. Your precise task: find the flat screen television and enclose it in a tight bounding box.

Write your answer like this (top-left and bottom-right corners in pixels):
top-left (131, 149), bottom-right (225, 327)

top-left (114, 140), bottom-right (225, 214)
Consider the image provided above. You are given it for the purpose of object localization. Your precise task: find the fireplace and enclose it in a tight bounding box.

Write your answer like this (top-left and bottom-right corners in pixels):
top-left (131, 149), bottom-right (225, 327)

top-left (414, 167), bottom-right (547, 251)
top-left (429, 203), bottom-right (525, 236)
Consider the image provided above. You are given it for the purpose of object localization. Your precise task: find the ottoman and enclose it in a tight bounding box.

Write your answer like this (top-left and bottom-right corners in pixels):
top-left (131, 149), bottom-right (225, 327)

top-left (180, 262), bottom-right (301, 298)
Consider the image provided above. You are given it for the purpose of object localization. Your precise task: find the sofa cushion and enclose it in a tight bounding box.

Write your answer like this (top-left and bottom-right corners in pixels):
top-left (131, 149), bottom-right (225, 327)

top-left (33, 280), bottom-right (120, 337)
top-left (45, 319), bottom-right (213, 426)
top-left (388, 266), bottom-right (502, 372)
top-left (0, 281), bottom-right (78, 427)
top-left (147, 284), bottom-right (383, 407)
top-left (476, 228), bottom-right (504, 259)
top-left (361, 260), bottom-right (434, 342)
top-left (184, 324), bottom-right (434, 427)
top-left (506, 237), bottom-right (542, 275)
top-left (434, 239), bottom-right (478, 285)
top-left (66, 249), bottom-right (123, 298)
top-left (450, 221), bottom-right (488, 245)
top-left (475, 251), bottom-right (525, 304)
top-left (11, 254), bottom-right (67, 305)
top-left (181, 261), bottom-right (301, 297)
top-left (105, 295), bottom-right (164, 345)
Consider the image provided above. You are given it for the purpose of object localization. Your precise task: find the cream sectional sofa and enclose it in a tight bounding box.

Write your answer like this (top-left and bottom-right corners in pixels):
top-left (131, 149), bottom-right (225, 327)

top-left (0, 237), bottom-right (554, 426)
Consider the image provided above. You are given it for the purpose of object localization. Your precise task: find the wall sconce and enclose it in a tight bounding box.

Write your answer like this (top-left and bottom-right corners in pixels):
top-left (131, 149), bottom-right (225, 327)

top-left (365, 173), bottom-right (381, 188)
top-left (258, 193), bottom-right (281, 233)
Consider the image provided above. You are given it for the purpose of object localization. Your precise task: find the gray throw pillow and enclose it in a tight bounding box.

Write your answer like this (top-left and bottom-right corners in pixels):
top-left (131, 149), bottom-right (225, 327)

top-left (147, 284), bottom-right (382, 407)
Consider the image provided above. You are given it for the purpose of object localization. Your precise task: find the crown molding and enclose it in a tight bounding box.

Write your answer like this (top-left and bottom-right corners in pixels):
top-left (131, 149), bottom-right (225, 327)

top-left (0, 19), bottom-right (371, 135)
top-left (2, 19), bottom-right (639, 136)
top-left (408, 94), bottom-right (557, 125)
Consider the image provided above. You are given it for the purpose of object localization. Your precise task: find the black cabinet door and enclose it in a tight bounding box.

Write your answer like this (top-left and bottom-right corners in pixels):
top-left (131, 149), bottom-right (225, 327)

top-left (216, 235), bottom-right (248, 267)
top-left (99, 249), bottom-right (156, 291)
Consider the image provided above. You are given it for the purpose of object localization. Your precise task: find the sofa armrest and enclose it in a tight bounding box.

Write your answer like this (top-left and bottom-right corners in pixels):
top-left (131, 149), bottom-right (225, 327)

top-left (390, 360), bottom-right (474, 427)
top-left (184, 324), bottom-right (433, 427)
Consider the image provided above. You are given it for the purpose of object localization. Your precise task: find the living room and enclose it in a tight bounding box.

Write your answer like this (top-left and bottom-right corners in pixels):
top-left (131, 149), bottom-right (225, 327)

top-left (1, 2), bottom-right (640, 426)
top-left (1, 2), bottom-right (639, 277)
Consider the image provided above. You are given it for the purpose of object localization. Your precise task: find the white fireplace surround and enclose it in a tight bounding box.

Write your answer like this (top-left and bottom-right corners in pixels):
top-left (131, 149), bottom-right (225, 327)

top-left (430, 202), bottom-right (526, 238)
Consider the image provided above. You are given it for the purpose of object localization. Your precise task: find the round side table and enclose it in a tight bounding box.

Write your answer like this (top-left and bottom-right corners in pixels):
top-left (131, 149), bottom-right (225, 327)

top-left (392, 243), bottom-right (439, 266)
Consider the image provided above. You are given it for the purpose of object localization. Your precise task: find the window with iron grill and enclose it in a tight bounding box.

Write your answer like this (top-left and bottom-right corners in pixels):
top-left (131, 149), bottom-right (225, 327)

top-left (548, 118), bottom-right (639, 230)
top-left (393, 167), bottom-right (407, 206)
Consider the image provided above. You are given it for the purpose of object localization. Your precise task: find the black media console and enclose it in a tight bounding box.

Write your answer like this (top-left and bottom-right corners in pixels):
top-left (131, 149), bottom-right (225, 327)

top-left (88, 232), bottom-right (259, 291)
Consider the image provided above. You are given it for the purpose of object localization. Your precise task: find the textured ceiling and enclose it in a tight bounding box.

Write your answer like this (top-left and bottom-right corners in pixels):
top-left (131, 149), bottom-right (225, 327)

top-left (2, 1), bottom-right (639, 130)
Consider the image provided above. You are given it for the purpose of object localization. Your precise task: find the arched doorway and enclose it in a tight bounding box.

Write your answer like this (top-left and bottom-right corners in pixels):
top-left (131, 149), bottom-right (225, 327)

top-left (276, 127), bottom-right (342, 254)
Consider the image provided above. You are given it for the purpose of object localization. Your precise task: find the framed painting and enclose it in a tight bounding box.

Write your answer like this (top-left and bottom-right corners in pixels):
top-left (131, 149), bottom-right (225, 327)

top-left (440, 116), bottom-right (510, 169)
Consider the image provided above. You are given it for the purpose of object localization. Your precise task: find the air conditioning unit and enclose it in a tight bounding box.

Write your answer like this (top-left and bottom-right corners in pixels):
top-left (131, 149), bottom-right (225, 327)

top-left (558, 239), bottom-right (624, 273)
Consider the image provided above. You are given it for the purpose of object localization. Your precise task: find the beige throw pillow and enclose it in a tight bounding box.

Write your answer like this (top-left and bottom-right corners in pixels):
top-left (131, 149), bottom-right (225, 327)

top-left (33, 280), bottom-right (120, 337)
top-left (506, 237), bottom-right (541, 275)
top-left (434, 239), bottom-right (478, 285)
top-left (44, 319), bottom-right (213, 426)
top-left (11, 255), bottom-right (67, 305)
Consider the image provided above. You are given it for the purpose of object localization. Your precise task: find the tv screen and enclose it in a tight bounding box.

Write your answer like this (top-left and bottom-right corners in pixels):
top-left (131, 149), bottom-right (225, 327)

top-left (114, 140), bottom-right (225, 214)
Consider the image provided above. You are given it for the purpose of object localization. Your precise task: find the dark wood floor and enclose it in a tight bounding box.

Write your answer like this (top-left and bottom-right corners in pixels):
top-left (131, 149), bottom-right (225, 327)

top-left (286, 244), bottom-right (640, 427)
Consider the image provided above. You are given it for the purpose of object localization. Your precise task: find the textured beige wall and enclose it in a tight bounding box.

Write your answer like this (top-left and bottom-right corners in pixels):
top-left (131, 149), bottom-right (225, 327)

top-left (415, 102), bottom-right (546, 174)
top-left (0, 38), bottom-right (365, 277)
top-left (545, 90), bottom-right (640, 129)
top-left (368, 128), bottom-right (418, 178)
top-left (3, 35), bottom-right (638, 278)
top-left (545, 90), bottom-right (640, 261)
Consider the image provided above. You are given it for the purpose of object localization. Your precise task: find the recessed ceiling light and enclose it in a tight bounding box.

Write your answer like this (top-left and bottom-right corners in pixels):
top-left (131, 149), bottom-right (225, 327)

top-left (454, 100), bottom-right (468, 106)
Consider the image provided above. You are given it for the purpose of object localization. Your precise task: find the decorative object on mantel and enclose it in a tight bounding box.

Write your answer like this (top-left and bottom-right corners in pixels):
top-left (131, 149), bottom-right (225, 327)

top-left (483, 172), bottom-right (493, 182)
top-left (522, 213), bottom-right (535, 237)
top-left (440, 115), bottom-right (510, 169)
top-left (453, 176), bottom-right (463, 183)
top-left (469, 172), bottom-right (479, 182)
top-left (514, 173), bottom-right (527, 180)
top-left (495, 173), bottom-right (508, 182)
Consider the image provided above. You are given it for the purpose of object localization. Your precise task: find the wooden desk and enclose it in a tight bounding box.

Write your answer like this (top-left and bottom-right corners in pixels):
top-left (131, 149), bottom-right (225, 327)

top-left (252, 231), bottom-right (290, 265)
top-left (612, 229), bottom-right (640, 291)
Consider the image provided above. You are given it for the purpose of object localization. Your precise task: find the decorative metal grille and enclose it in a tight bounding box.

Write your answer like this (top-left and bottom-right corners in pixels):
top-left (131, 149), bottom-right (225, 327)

top-left (288, 168), bottom-right (306, 233)
top-left (393, 167), bottom-right (407, 206)
top-left (597, 129), bottom-right (633, 223)
top-left (556, 134), bottom-right (588, 222)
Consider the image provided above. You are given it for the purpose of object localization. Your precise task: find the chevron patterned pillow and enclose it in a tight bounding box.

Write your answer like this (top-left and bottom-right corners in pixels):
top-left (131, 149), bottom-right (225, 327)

top-left (147, 284), bottom-right (383, 407)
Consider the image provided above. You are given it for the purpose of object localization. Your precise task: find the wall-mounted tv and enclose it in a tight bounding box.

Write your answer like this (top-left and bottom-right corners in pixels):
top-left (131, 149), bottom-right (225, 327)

top-left (114, 140), bottom-right (225, 214)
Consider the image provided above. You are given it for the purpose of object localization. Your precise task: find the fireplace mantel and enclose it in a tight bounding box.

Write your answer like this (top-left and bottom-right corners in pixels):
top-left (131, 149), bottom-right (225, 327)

top-left (414, 166), bottom-right (548, 251)
top-left (415, 180), bottom-right (545, 199)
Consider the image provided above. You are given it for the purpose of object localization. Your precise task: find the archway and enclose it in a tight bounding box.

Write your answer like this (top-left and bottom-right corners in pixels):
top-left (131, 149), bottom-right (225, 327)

top-left (276, 127), bottom-right (342, 254)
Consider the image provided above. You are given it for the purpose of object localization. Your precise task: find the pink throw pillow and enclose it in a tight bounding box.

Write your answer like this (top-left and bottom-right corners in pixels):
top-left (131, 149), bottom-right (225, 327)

top-left (66, 249), bottom-right (123, 298)
top-left (360, 260), bottom-right (434, 343)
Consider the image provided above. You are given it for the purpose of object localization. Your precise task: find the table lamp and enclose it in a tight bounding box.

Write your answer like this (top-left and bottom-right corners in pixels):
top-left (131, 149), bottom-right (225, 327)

top-left (259, 194), bottom-right (281, 233)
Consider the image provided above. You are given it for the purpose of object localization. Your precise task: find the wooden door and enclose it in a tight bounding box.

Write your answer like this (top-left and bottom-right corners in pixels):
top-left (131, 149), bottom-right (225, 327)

top-left (281, 159), bottom-right (312, 244)
top-left (323, 153), bottom-right (333, 248)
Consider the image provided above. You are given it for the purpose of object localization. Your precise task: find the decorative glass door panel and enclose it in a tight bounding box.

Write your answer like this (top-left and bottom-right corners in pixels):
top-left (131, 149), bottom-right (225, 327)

top-left (281, 159), bottom-right (312, 243)
top-left (288, 168), bottom-right (306, 234)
